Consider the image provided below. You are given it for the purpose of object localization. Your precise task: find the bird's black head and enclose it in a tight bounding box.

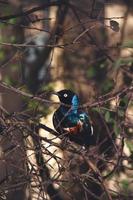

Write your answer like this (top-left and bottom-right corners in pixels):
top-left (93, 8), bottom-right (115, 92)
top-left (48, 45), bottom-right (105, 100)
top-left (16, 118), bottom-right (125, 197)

top-left (54, 89), bottom-right (77, 105)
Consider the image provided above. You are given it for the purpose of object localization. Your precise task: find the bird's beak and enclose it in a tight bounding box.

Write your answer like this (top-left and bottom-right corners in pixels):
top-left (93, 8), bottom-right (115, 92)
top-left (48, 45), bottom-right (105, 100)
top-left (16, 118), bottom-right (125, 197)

top-left (52, 92), bottom-right (60, 97)
top-left (52, 92), bottom-right (58, 95)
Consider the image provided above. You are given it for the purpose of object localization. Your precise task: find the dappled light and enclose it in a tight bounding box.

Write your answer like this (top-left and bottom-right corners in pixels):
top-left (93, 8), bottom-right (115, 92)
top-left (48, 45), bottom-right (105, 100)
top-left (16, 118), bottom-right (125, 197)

top-left (0, 1), bottom-right (133, 200)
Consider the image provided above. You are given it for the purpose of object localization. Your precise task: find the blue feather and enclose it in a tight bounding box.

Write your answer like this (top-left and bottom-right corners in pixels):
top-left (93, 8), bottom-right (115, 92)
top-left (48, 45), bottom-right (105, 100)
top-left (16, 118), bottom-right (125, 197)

top-left (71, 95), bottom-right (79, 114)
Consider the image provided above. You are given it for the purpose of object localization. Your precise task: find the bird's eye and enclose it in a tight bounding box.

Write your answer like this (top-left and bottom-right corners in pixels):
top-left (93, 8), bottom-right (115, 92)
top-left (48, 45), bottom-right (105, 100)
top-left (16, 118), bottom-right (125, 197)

top-left (64, 93), bottom-right (68, 97)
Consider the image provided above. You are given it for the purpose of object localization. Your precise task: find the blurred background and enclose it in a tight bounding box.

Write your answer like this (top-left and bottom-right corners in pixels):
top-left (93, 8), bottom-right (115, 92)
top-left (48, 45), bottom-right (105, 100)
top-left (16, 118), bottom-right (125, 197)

top-left (0, 0), bottom-right (133, 200)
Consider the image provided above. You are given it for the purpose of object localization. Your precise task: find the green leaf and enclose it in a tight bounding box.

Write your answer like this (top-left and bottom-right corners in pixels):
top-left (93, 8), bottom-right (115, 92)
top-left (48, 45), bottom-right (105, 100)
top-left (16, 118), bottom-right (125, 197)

top-left (91, 107), bottom-right (100, 112)
top-left (3, 76), bottom-right (18, 86)
top-left (10, 36), bottom-right (16, 43)
top-left (87, 67), bottom-right (96, 78)
top-left (8, 18), bottom-right (17, 24)
top-left (0, 50), bottom-right (5, 60)
top-left (3, 76), bottom-right (12, 85)
top-left (102, 79), bottom-right (114, 93)
top-left (100, 63), bottom-right (106, 68)
top-left (121, 179), bottom-right (129, 191)
top-left (119, 97), bottom-right (128, 108)
top-left (114, 57), bottom-right (133, 70)
top-left (114, 122), bottom-right (120, 136)
top-left (28, 100), bottom-right (39, 109)
top-left (126, 140), bottom-right (133, 152)
top-left (122, 40), bottom-right (133, 48)
top-left (105, 111), bottom-right (110, 122)
top-left (118, 110), bottom-right (125, 117)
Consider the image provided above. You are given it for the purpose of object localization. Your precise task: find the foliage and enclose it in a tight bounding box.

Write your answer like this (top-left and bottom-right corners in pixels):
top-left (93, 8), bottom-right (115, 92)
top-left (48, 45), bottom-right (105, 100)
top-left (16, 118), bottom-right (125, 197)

top-left (0, 0), bottom-right (133, 200)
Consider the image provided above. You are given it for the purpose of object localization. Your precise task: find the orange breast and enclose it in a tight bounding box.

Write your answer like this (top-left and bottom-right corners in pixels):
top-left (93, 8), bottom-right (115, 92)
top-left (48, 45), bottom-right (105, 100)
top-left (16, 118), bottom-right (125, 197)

top-left (63, 121), bottom-right (83, 134)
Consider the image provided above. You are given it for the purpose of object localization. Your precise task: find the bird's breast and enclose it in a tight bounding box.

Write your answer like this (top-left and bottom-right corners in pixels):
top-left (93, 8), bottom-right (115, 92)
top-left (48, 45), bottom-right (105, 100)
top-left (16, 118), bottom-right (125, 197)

top-left (63, 120), bottom-right (83, 134)
top-left (53, 107), bottom-right (93, 136)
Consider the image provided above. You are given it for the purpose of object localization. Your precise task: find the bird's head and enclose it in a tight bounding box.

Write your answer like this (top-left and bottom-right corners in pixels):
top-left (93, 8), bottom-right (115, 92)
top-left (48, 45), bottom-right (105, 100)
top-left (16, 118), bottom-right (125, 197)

top-left (53, 89), bottom-right (79, 106)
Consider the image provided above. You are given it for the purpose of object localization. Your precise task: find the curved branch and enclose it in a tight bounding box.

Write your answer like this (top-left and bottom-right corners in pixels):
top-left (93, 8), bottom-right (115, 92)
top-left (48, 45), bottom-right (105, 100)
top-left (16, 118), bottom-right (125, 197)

top-left (0, 0), bottom-right (68, 21)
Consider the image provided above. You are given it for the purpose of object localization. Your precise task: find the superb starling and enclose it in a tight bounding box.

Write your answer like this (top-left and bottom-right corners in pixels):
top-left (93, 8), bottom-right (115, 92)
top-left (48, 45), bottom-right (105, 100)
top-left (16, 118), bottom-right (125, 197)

top-left (53, 89), bottom-right (94, 147)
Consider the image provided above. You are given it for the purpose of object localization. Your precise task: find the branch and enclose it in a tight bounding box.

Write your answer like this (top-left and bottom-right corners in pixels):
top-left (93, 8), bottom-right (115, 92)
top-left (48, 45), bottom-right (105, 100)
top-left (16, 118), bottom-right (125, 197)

top-left (0, 0), bottom-right (68, 21)
top-left (31, 124), bottom-right (64, 200)
top-left (69, 3), bottom-right (114, 63)
top-left (0, 81), bottom-right (56, 105)
top-left (0, 81), bottom-right (133, 109)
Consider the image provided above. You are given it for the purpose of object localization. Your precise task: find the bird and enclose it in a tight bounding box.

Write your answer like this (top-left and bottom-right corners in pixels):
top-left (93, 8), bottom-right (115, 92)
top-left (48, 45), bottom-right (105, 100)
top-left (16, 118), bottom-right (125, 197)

top-left (52, 89), bottom-right (94, 147)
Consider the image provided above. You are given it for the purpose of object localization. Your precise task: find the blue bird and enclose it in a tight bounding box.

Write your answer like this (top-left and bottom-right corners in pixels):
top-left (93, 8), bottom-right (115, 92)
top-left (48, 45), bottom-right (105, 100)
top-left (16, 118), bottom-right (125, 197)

top-left (53, 89), bottom-right (94, 147)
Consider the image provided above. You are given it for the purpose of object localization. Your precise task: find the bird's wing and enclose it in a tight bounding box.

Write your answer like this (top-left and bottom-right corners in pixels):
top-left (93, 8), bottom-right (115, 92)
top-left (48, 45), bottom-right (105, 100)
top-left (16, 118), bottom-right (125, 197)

top-left (79, 112), bottom-right (94, 135)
